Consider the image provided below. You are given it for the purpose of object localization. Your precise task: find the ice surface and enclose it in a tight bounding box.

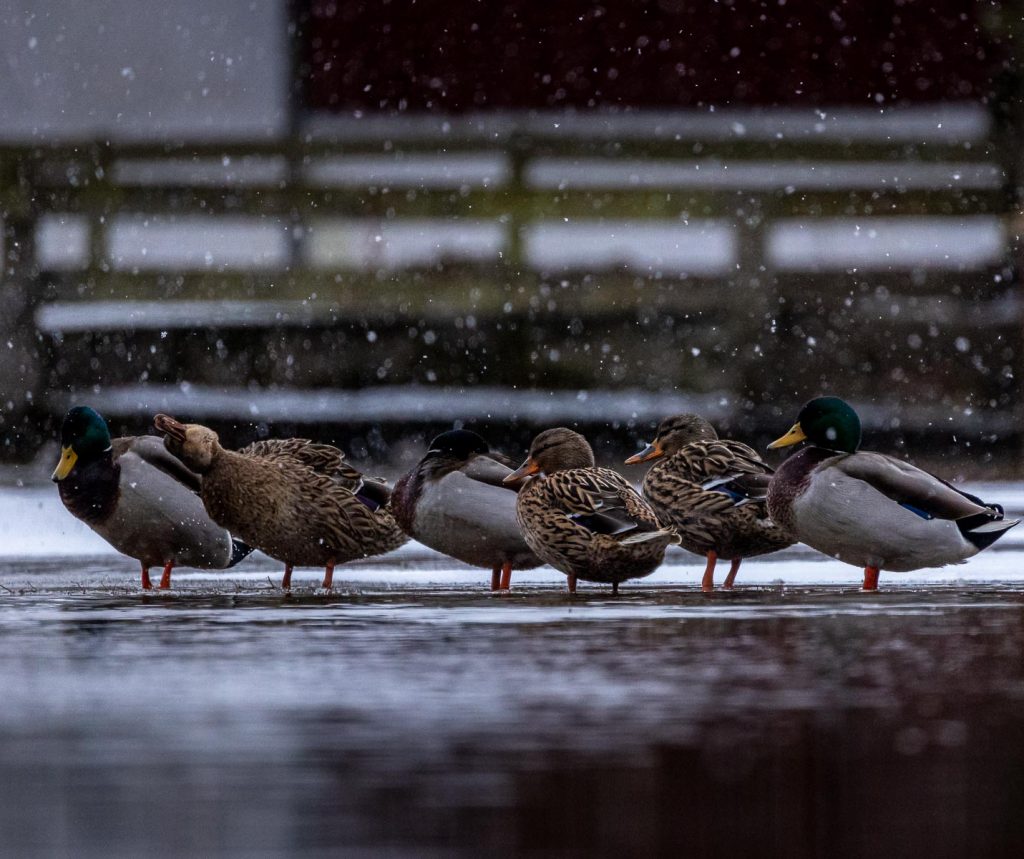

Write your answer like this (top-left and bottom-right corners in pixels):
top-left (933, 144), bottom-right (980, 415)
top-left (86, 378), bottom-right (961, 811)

top-left (6, 484), bottom-right (1024, 585)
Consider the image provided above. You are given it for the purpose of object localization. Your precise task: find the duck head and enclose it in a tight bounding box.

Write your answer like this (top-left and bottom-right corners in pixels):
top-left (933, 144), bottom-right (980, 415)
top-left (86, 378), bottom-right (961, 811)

top-left (424, 429), bottom-right (490, 463)
top-left (769, 397), bottom-right (862, 454)
top-left (52, 406), bottom-right (113, 481)
top-left (625, 413), bottom-right (718, 464)
top-left (504, 427), bottom-right (595, 483)
top-left (153, 414), bottom-right (222, 473)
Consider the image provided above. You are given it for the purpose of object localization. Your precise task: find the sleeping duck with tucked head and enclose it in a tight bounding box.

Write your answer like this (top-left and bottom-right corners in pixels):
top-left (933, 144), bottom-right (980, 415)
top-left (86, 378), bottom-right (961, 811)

top-left (767, 396), bottom-right (1017, 590)
top-left (391, 429), bottom-right (542, 590)
top-left (52, 406), bottom-right (252, 589)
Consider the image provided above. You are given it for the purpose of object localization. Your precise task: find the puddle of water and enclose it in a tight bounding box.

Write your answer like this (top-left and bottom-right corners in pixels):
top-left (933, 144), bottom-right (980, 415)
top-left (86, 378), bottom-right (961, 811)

top-left (3, 560), bottom-right (1024, 856)
top-left (5, 482), bottom-right (1024, 855)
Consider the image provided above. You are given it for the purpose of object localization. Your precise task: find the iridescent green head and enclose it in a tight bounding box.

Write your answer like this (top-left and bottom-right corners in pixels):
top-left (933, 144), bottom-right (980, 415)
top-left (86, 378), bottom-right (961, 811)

top-left (52, 406), bottom-right (113, 481)
top-left (769, 397), bottom-right (862, 454)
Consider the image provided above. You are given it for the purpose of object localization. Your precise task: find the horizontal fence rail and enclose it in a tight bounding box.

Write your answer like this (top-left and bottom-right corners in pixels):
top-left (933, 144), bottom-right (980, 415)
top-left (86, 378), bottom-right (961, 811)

top-left (0, 104), bottom-right (1019, 463)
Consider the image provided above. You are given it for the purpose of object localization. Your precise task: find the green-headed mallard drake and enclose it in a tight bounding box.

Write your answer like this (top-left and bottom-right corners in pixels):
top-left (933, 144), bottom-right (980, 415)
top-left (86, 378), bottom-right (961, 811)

top-left (625, 414), bottom-right (794, 591)
top-left (391, 429), bottom-right (542, 590)
top-left (52, 406), bottom-right (252, 589)
top-left (504, 427), bottom-right (677, 595)
top-left (767, 396), bottom-right (1018, 589)
top-left (154, 414), bottom-right (407, 589)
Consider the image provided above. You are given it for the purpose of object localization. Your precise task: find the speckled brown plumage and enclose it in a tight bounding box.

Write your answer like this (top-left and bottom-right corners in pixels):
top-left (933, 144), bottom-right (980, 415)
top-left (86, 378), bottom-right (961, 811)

top-left (628, 414), bottom-right (794, 589)
top-left (509, 428), bottom-right (675, 592)
top-left (237, 438), bottom-right (364, 489)
top-left (642, 438), bottom-right (793, 559)
top-left (154, 416), bottom-right (407, 586)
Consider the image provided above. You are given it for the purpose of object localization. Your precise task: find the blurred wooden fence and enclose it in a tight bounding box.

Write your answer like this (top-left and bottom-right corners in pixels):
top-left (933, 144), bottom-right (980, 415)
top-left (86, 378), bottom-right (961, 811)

top-left (0, 106), bottom-right (1019, 464)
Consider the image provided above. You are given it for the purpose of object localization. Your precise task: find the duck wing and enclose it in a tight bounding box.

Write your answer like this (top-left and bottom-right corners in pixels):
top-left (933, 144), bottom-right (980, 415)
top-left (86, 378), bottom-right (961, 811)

top-left (238, 439), bottom-right (364, 489)
top-left (546, 468), bottom-right (661, 536)
top-left (461, 453), bottom-right (520, 490)
top-left (676, 440), bottom-right (771, 478)
top-left (834, 451), bottom-right (1000, 520)
top-left (300, 469), bottom-right (408, 556)
top-left (647, 440), bottom-right (771, 514)
top-left (121, 435), bottom-right (202, 493)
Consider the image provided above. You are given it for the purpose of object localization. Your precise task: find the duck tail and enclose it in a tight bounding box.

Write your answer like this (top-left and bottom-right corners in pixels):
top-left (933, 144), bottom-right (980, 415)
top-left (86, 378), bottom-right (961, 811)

top-left (228, 537), bottom-right (256, 567)
top-left (957, 512), bottom-right (1019, 551)
top-left (619, 528), bottom-right (679, 547)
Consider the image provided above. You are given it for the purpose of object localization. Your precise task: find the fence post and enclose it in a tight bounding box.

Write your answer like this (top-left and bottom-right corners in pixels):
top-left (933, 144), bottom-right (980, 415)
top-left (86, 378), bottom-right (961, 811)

top-left (0, 150), bottom-right (45, 459)
top-left (731, 193), bottom-right (777, 426)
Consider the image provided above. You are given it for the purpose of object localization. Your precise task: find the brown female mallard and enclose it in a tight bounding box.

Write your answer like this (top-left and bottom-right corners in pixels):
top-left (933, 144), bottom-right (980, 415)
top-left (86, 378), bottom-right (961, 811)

top-left (52, 406), bottom-right (252, 589)
top-left (504, 427), bottom-right (676, 595)
top-left (154, 414), bottom-right (407, 589)
top-left (626, 414), bottom-right (794, 591)
top-left (391, 429), bottom-right (543, 590)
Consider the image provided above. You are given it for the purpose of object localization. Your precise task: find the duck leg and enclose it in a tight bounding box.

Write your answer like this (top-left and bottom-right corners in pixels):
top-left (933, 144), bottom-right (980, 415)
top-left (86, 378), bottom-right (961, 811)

top-left (567, 574), bottom-right (577, 594)
top-left (498, 562), bottom-right (513, 591)
top-left (322, 562), bottom-right (335, 590)
top-left (490, 567), bottom-right (501, 591)
top-left (701, 551), bottom-right (718, 592)
top-left (611, 582), bottom-right (619, 596)
top-left (281, 564), bottom-right (293, 590)
top-left (159, 562), bottom-right (174, 590)
top-left (862, 566), bottom-right (880, 591)
top-left (140, 565), bottom-right (153, 590)
top-left (722, 558), bottom-right (742, 590)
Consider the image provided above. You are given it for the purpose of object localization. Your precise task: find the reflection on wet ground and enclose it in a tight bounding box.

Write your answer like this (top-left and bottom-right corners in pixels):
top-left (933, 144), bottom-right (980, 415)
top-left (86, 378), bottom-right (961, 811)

top-left (3, 560), bottom-right (1024, 857)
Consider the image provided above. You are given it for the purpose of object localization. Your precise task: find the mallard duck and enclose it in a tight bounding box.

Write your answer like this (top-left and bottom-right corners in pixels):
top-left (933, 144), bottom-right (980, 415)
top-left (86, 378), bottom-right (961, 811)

top-left (504, 427), bottom-right (677, 594)
top-left (391, 429), bottom-right (542, 590)
top-left (52, 406), bottom-right (252, 589)
top-left (154, 414), bottom-right (407, 589)
top-left (625, 414), bottom-right (794, 591)
top-left (767, 396), bottom-right (1018, 589)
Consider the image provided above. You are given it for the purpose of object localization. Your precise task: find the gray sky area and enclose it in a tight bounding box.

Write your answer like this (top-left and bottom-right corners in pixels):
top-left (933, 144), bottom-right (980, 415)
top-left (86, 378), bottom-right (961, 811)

top-left (0, 0), bottom-right (289, 142)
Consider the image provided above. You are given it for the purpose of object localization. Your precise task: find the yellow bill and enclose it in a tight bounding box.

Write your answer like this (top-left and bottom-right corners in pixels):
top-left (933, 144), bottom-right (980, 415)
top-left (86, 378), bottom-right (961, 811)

top-left (52, 445), bottom-right (78, 481)
top-left (768, 423), bottom-right (807, 449)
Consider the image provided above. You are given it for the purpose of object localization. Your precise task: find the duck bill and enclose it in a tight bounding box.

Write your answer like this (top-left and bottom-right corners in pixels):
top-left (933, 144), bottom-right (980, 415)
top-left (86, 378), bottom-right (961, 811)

top-left (768, 422), bottom-right (807, 449)
top-left (625, 441), bottom-right (664, 465)
top-left (503, 457), bottom-right (540, 484)
top-left (51, 446), bottom-right (78, 482)
top-left (153, 413), bottom-right (187, 442)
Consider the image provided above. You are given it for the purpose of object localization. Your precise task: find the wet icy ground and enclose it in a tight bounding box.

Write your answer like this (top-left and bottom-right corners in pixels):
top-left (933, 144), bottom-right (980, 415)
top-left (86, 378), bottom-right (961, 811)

top-left (3, 485), bottom-right (1024, 857)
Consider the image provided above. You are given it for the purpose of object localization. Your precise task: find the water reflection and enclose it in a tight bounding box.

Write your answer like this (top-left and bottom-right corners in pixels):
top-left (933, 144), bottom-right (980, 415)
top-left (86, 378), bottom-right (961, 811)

top-left (2, 575), bottom-right (1024, 856)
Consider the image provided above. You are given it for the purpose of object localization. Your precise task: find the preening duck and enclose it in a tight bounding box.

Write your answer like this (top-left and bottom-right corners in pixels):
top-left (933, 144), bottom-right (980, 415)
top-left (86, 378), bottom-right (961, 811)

top-left (154, 414), bottom-right (407, 589)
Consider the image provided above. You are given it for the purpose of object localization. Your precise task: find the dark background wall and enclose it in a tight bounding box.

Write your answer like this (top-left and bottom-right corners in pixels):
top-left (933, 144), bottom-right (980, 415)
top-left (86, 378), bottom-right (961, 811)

top-left (302, 0), bottom-right (1004, 112)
